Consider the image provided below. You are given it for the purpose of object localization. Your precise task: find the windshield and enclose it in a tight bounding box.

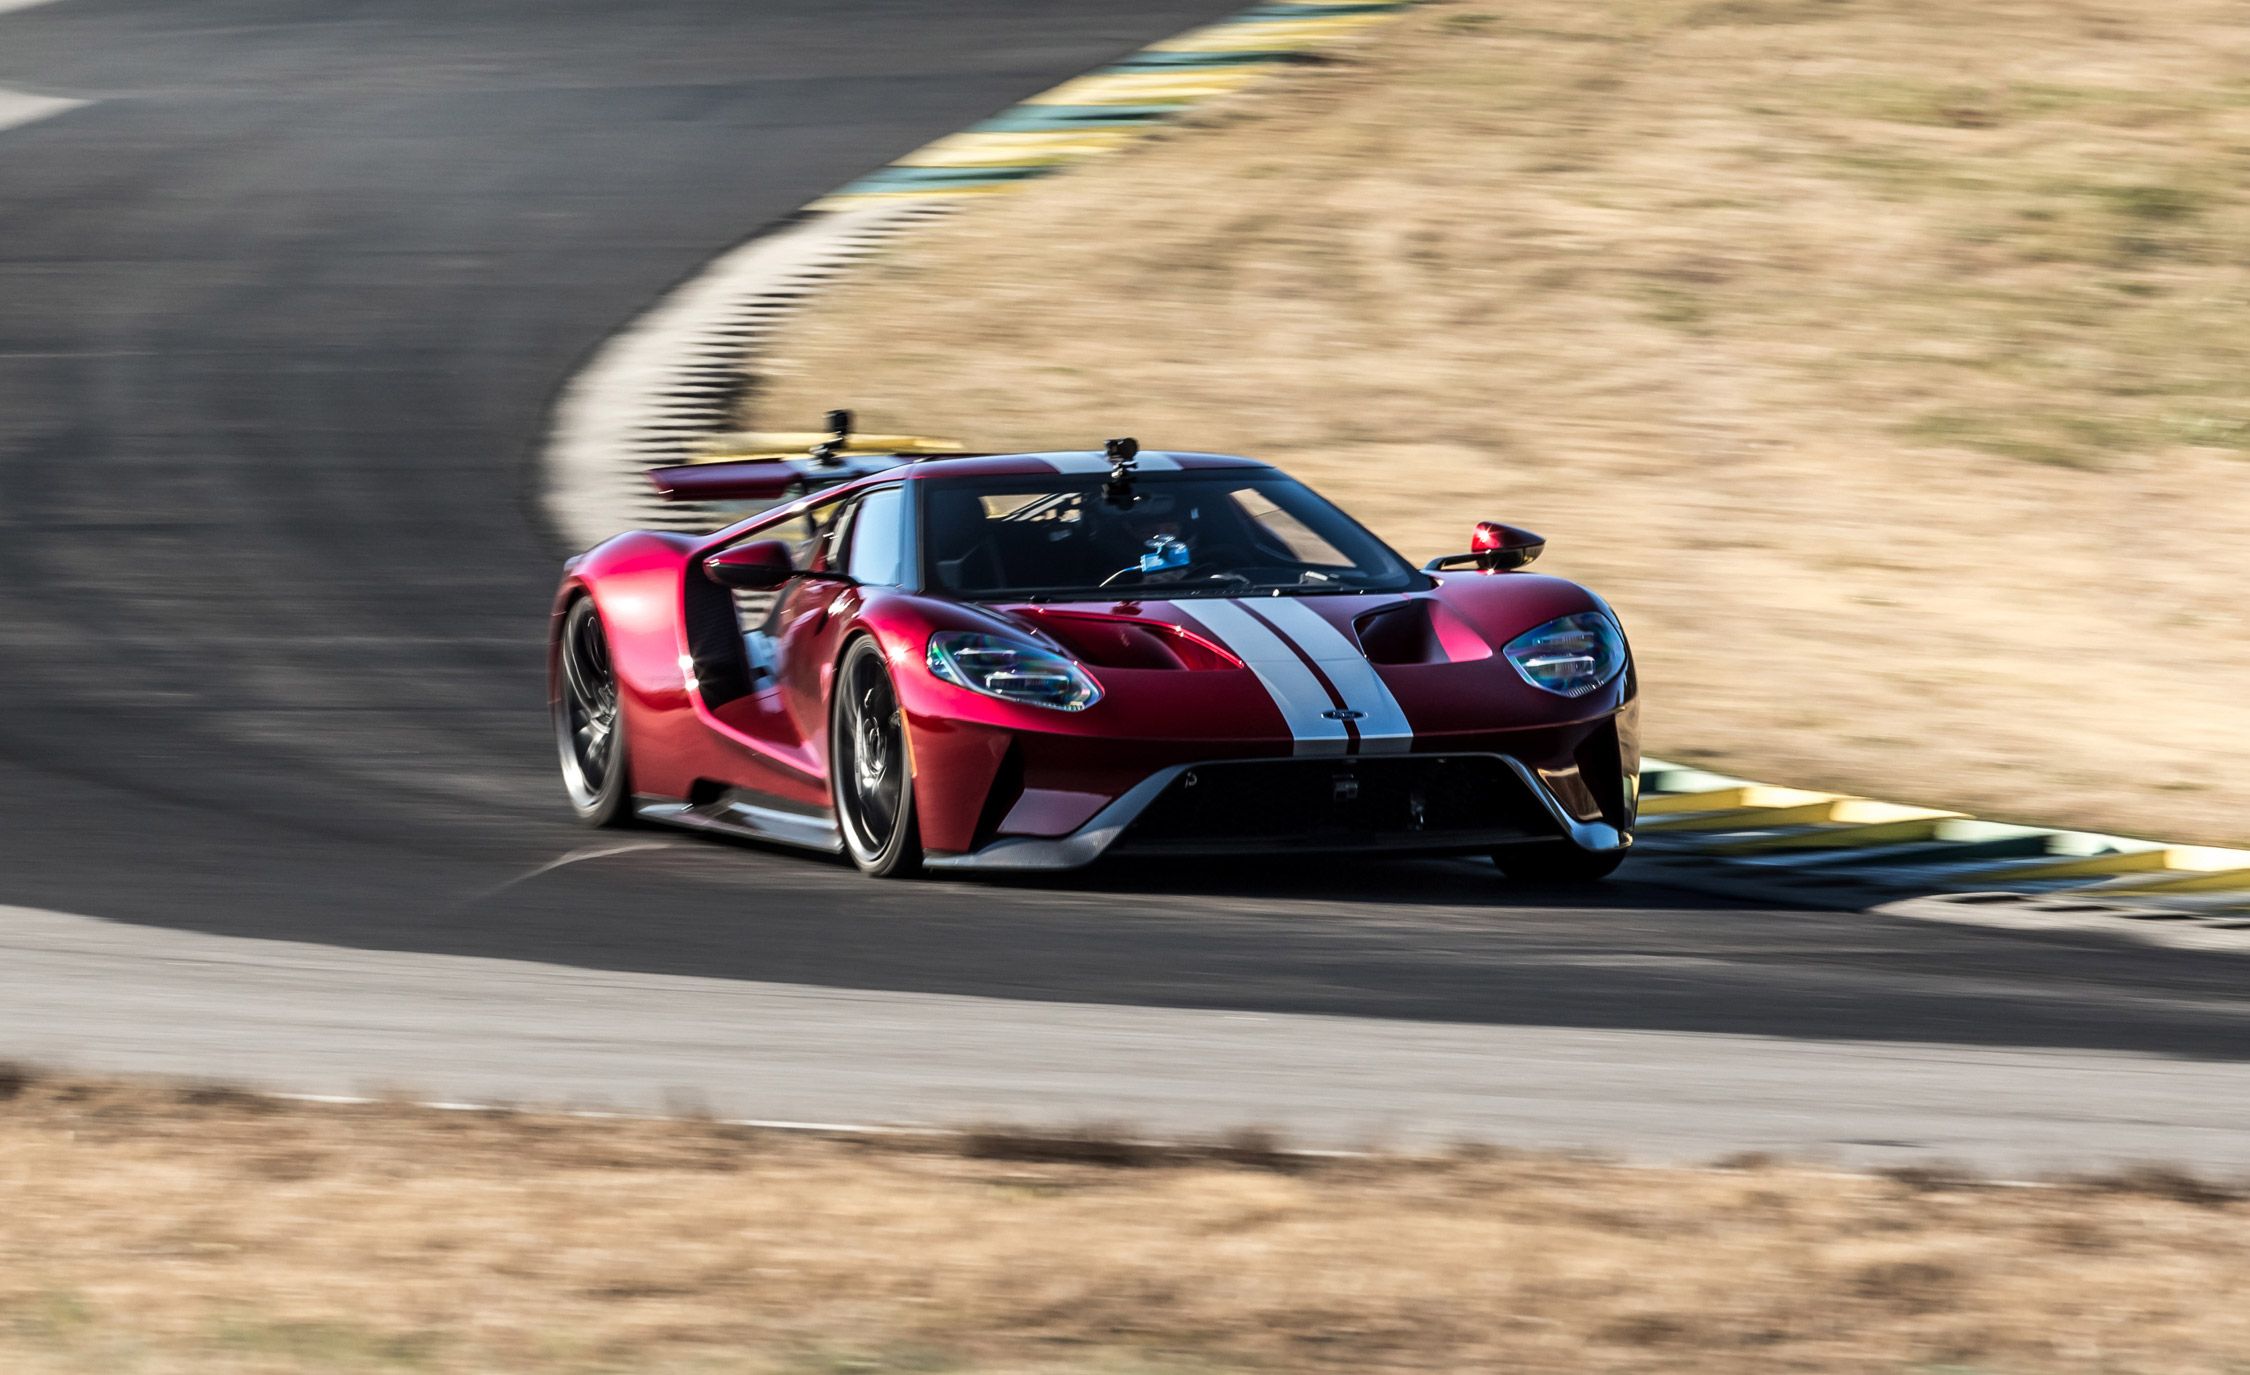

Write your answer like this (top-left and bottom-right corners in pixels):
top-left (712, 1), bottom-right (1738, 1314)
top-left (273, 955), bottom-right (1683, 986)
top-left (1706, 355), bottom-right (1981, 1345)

top-left (919, 471), bottom-right (1422, 600)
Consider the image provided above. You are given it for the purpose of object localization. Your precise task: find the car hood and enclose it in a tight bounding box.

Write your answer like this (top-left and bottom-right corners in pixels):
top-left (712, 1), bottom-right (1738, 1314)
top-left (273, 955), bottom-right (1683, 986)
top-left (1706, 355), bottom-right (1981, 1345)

top-left (969, 574), bottom-right (1627, 746)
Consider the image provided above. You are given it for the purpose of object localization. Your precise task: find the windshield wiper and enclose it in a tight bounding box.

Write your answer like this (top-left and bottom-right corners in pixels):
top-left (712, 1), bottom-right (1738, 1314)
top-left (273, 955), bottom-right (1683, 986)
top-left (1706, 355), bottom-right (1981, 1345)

top-left (1240, 582), bottom-right (1380, 596)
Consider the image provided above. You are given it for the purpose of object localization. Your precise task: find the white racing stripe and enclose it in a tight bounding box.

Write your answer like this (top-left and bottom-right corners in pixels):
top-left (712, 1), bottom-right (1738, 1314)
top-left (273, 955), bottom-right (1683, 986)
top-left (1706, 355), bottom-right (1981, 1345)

top-left (1185, 599), bottom-right (1350, 756)
top-left (1254, 597), bottom-right (1415, 753)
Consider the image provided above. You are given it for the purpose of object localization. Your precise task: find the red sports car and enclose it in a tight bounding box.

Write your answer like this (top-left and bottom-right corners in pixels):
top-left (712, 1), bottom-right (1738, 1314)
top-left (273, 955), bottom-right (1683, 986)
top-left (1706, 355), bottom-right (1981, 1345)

top-left (551, 427), bottom-right (1639, 880)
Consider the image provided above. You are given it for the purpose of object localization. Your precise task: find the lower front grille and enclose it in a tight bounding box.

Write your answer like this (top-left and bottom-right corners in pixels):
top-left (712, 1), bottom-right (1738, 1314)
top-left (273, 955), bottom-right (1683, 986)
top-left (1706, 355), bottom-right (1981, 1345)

top-left (1114, 754), bottom-right (1561, 856)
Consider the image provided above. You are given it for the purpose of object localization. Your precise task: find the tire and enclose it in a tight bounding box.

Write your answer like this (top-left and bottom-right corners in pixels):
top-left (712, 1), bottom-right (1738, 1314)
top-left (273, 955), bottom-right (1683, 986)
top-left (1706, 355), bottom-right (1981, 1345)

top-left (831, 636), bottom-right (922, 878)
top-left (554, 596), bottom-right (632, 828)
top-left (1493, 841), bottom-right (1627, 883)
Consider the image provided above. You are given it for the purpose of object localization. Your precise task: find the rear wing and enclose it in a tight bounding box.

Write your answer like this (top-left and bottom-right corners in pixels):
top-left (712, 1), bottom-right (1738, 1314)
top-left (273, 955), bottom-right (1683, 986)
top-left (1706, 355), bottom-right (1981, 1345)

top-left (650, 450), bottom-right (920, 502)
top-left (649, 410), bottom-right (964, 504)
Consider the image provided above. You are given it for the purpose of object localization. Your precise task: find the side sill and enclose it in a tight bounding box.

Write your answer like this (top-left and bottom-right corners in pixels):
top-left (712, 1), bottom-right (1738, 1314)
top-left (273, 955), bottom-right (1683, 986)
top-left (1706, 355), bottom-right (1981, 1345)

top-left (635, 793), bottom-right (843, 854)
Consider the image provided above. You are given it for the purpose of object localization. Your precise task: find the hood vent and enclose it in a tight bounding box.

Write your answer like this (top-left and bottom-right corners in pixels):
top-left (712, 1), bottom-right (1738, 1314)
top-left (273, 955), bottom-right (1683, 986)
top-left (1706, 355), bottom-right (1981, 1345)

top-left (1016, 609), bottom-right (1242, 672)
top-left (1354, 600), bottom-right (1494, 666)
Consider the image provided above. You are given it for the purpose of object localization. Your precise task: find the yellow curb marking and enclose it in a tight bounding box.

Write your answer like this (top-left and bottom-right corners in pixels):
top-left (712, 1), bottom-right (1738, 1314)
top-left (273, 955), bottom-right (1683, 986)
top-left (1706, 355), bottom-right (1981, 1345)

top-left (1977, 845), bottom-right (2250, 883)
top-left (1637, 785), bottom-right (1837, 819)
top-left (808, 184), bottom-right (1028, 212)
top-left (805, 4), bottom-right (1424, 212)
top-left (2095, 868), bottom-right (2250, 896)
top-left (895, 129), bottom-right (1154, 170)
top-left (1704, 815), bottom-right (1969, 855)
top-left (686, 434), bottom-right (966, 463)
top-left (1026, 68), bottom-right (1284, 107)
top-left (1149, 18), bottom-right (1395, 53)
top-left (1642, 797), bottom-right (1952, 835)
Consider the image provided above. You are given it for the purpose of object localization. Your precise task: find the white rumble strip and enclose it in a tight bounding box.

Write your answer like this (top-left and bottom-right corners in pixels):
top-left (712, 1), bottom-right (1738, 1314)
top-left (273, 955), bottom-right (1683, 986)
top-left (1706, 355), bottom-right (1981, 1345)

top-left (542, 201), bottom-right (954, 553)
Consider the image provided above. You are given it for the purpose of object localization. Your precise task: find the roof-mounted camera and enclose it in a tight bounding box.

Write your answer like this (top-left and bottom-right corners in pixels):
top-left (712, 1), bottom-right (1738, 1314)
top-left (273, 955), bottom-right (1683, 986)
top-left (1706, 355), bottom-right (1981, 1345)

top-left (810, 408), bottom-right (855, 467)
top-left (1103, 437), bottom-right (1140, 506)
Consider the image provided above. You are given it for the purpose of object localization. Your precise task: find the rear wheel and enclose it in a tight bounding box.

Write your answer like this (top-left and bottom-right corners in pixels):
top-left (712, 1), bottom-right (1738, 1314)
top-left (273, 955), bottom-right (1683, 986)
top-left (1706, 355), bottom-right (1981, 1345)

top-left (555, 596), bottom-right (631, 827)
top-left (1493, 841), bottom-right (1626, 883)
top-left (831, 637), bottom-right (921, 878)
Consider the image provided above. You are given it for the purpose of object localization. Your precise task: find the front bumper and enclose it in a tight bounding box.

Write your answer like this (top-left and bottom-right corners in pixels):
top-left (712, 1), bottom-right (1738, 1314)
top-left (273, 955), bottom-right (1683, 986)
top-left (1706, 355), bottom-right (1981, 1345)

top-left (922, 751), bottom-right (1629, 873)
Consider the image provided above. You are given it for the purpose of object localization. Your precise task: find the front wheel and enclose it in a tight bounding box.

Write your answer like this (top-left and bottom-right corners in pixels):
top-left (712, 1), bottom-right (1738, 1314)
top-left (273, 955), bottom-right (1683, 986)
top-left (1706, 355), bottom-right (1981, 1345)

top-left (555, 596), bottom-right (631, 827)
top-left (831, 637), bottom-right (922, 878)
top-left (1493, 841), bottom-right (1627, 883)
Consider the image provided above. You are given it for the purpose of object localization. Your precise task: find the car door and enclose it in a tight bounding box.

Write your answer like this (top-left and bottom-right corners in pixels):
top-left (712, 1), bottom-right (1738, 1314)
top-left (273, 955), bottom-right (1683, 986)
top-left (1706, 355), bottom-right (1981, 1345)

top-left (773, 485), bottom-right (909, 772)
top-left (682, 495), bottom-right (849, 810)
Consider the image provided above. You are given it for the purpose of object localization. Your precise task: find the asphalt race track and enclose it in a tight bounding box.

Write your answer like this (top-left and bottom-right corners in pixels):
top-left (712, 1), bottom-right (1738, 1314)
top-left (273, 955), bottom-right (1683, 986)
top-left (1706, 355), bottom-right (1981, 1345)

top-left (3, 0), bottom-right (2248, 1170)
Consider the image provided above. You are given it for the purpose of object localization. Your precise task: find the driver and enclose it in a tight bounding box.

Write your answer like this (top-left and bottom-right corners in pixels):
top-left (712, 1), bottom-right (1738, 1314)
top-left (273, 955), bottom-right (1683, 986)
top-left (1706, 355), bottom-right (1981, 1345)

top-left (1103, 493), bottom-right (1199, 584)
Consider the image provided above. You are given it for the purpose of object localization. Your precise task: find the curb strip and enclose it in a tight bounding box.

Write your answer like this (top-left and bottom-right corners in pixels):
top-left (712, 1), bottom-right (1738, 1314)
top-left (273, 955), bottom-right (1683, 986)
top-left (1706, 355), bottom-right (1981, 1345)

top-left (1636, 758), bottom-right (2250, 939)
top-left (810, 0), bottom-right (1421, 208)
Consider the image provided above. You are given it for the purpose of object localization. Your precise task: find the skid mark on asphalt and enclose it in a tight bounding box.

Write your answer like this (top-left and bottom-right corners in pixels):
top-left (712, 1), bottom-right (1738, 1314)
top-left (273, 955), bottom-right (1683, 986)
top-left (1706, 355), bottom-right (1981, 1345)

top-left (460, 841), bottom-right (688, 907)
top-left (0, 88), bottom-right (85, 134)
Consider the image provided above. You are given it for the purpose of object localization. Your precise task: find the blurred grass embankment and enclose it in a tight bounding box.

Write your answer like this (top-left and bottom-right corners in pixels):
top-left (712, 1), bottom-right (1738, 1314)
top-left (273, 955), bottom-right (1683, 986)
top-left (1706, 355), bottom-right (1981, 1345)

top-left (8, 1069), bottom-right (2250, 1373)
top-left (757, 0), bottom-right (2250, 845)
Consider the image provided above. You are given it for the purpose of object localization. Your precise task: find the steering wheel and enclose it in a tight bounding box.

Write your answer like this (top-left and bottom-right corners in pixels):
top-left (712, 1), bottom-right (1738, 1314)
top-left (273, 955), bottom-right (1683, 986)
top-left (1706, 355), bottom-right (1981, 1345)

top-left (1099, 564), bottom-right (1259, 590)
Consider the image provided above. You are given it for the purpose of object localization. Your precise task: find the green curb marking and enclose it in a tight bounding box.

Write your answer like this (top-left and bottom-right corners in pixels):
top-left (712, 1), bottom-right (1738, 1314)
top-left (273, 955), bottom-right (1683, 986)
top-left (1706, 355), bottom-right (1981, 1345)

top-left (966, 104), bottom-right (1195, 132)
top-left (838, 165), bottom-right (1060, 191)
top-left (1111, 50), bottom-right (1317, 69)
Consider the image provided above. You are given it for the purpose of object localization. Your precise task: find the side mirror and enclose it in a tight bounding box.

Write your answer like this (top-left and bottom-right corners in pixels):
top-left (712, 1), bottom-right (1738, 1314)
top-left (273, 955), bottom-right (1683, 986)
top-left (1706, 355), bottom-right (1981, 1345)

top-left (1423, 521), bottom-right (1545, 574)
top-left (703, 539), bottom-right (795, 591)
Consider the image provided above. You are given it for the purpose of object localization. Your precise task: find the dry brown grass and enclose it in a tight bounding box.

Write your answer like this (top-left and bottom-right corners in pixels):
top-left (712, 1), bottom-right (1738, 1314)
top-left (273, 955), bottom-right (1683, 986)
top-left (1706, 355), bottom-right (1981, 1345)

top-left (758, 0), bottom-right (2250, 845)
top-left (6, 1070), bottom-right (2250, 1373)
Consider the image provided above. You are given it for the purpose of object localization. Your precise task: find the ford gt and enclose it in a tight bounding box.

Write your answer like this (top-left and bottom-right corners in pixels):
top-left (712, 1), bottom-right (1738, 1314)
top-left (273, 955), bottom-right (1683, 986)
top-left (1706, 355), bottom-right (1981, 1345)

top-left (551, 423), bottom-right (1639, 880)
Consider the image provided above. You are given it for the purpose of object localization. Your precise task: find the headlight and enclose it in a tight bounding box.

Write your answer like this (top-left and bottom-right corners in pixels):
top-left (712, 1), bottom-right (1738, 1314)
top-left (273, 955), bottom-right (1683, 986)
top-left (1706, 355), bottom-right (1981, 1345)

top-left (927, 632), bottom-right (1102, 712)
top-left (1503, 612), bottom-right (1626, 698)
